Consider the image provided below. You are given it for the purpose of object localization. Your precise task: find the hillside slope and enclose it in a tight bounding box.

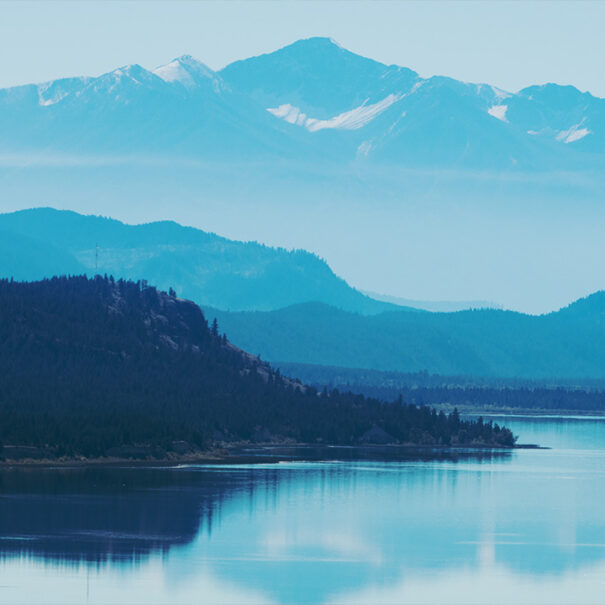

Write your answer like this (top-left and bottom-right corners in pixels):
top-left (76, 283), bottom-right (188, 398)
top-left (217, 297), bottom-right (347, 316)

top-left (0, 276), bottom-right (514, 458)
top-left (0, 208), bottom-right (402, 315)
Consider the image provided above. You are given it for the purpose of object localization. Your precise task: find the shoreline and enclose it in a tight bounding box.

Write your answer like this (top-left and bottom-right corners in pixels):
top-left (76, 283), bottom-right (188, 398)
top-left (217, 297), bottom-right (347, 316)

top-left (0, 441), bottom-right (542, 468)
top-left (8, 407), bottom-right (598, 468)
top-left (434, 405), bottom-right (605, 417)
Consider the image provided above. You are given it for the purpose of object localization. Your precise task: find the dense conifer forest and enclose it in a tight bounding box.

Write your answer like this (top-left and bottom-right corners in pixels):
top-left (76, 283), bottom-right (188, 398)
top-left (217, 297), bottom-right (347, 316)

top-left (0, 276), bottom-right (515, 459)
top-left (278, 364), bottom-right (605, 413)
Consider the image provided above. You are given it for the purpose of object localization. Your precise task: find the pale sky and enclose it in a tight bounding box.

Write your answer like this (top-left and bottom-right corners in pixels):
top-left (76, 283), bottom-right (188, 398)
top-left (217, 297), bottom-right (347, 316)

top-left (0, 0), bottom-right (603, 97)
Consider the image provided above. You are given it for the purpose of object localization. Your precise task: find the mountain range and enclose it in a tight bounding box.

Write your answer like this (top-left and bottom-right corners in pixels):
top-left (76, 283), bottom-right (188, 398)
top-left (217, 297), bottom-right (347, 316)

top-left (2, 38), bottom-right (605, 313)
top-left (0, 37), bottom-right (603, 168)
top-left (208, 294), bottom-right (605, 380)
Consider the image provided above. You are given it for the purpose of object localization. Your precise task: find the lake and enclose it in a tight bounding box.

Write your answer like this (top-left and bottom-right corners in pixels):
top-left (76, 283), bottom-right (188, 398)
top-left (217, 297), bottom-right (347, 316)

top-left (1, 415), bottom-right (605, 604)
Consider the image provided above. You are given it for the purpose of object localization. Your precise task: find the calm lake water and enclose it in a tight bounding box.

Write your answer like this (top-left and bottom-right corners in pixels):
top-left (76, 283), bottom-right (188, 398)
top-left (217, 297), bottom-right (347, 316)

top-left (2, 416), bottom-right (605, 604)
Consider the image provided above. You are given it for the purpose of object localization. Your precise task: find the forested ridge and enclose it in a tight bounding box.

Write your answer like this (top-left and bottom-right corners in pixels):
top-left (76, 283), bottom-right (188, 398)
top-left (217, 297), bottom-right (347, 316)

top-left (0, 276), bottom-right (514, 459)
top-left (209, 294), bottom-right (605, 379)
top-left (0, 208), bottom-right (401, 315)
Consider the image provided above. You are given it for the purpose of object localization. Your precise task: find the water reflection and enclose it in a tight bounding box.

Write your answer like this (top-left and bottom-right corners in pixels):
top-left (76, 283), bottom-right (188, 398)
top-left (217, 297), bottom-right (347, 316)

top-left (0, 467), bottom-right (235, 564)
top-left (1, 417), bottom-right (605, 604)
top-left (0, 449), bottom-right (506, 565)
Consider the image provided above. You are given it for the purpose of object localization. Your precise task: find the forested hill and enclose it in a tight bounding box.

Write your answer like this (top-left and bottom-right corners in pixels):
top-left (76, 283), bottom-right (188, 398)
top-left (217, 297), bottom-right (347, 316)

top-left (0, 276), bottom-right (514, 459)
top-left (0, 207), bottom-right (404, 315)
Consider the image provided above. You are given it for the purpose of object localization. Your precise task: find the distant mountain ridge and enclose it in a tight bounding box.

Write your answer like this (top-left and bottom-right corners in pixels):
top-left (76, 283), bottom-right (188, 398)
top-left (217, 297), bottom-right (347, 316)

top-left (0, 56), bottom-right (312, 160)
top-left (220, 37), bottom-right (605, 167)
top-left (0, 207), bottom-right (405, 315)
top-left (207, 294), bottom-right (605, 380)
top-left (361, 290), bottom-right (502, 312)
top-left (0, 37), bottom-right (603, 169)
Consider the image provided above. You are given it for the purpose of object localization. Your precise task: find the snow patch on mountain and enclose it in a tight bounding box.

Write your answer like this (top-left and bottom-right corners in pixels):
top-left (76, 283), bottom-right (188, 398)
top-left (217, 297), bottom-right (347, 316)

top-left (268, 94), bottom-right (402, 132)
top-left (267, 104), bottom-right (309, 126)
top-left (491, 86), bottom-right (512, 101)
top-left (38, 86), bottom-right (69, 107)
top-left (556, 121), bottom-right (591, 143)
top-left (357, 141), bottom-right (373, 157)
top-left (488, 104), bottom-right (508, 122)
top-left (36, 77), bottom-right (91, 107)
top-left (306, 94), bottom-right (401, 131)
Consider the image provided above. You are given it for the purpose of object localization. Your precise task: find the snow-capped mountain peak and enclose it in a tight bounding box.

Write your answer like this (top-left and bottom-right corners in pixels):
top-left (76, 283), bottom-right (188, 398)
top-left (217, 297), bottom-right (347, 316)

top-left (153, 55), bottom-right (221, 90)
top-left (287, 36), bottom-right (347, 52)
top-left (77, 64), bottom-right (163, 99)
top-left (107, 64), bottom-right (155, 82)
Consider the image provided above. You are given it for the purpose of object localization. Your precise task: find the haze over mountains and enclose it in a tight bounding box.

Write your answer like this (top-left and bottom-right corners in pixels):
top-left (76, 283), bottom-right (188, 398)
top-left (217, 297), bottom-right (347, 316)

top-left (3, 207), bottom-right (605, 382)
top-left (1, 37), bottom-right (604, 312)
